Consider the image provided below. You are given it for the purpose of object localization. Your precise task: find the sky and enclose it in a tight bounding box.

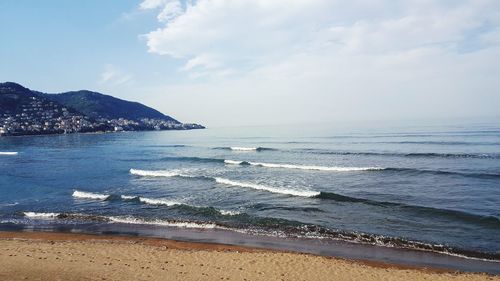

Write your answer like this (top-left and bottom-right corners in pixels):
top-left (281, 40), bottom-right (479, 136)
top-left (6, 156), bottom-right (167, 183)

top-left (1, 0), bottom-right (499, 127)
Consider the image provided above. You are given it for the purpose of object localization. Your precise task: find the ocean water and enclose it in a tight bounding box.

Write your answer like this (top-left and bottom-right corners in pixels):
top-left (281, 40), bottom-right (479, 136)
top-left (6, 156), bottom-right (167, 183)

top-left (1, 122), bottom-right (499, 270)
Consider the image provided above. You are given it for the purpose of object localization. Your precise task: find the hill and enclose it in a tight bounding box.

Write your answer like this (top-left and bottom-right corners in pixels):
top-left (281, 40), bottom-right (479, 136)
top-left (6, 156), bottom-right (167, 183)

top-left (43, 90), bottom-right (180, 123)
top-left (0, 82), bottom-right (203, 136)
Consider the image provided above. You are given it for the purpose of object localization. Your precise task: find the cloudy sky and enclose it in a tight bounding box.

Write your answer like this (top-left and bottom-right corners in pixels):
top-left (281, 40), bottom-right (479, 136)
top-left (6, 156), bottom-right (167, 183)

top-left (1, 0), bottom-right (499, 126)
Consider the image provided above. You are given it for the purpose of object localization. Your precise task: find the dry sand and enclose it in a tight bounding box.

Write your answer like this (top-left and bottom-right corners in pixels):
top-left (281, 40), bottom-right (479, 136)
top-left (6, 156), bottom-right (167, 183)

top-left (0, 231), bottom-right (497, 281)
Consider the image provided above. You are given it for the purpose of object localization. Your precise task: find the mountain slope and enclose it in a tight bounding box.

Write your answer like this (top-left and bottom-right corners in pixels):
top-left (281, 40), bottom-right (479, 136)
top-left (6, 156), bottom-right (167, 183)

top-left (0, 82), bottom-right (79, 116)
top-left (0, 82), bottom-right (41, 113)
top-left (0, 82), bottom-right (203, 137)
top-left (43, 90), bottom-right (180, 123)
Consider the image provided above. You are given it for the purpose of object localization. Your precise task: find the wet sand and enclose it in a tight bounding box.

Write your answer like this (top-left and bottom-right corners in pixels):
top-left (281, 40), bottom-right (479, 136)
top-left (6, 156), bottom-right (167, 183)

top-left (0, 231), bottom-right (498, 281)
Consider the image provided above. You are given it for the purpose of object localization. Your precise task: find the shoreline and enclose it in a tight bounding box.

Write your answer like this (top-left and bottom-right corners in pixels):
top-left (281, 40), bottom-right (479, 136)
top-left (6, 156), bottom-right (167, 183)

top-left (2, 220), bottom-right (499, 275)
top-left (0, 231), bottom-right (445, 273)
top-left (1, 231), bottom-right (498, 281)
top-left (0, 126), bottom-right (205, 139)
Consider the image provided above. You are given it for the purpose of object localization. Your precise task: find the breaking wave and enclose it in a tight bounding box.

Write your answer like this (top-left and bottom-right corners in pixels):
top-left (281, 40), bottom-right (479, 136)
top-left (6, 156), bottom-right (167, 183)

top-left (137, 197), bottom-right (182, 206)
top-left (0, 152), bottom-right (18, 155)
top-left (21, 212), bottom-right (218, 229)
top-left (71, 190), bottom-right (238, 217)
top-left (23, 212), bottom-right (60, 219)
top-left (108, 216), bottom-right (218, 229)
top-left (17, 211), bottom-right (500, 261)
top-left (215, 177), bottom-right (320, 197)
top-left (219, 209), bottom-right (242, 216)
top-left (129, 168), bottom-right (210, 180)
top-left (224, 160), bottom-right (382, 172)
top-left (214, 146), bottom-right (275, 152)
top-left (72, 190), bottom-right (110, 200)
top-left (129, 168), bottom-right (185, 177)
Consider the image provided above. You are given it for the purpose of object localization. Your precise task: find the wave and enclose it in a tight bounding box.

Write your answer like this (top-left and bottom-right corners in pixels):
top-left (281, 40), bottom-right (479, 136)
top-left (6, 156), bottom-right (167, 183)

top-left (224, 160), bottom-right (382, 172)
top-left (162, 156), bottom-right (225, 163)
top-left (21, 212), bottom-right (218, 229)
top-left (158, 156), bottom-right (368, 171)
top-left (383, 168), bottom-right (500, 180)
top-left (16, 211), bottom-right (500, 261)
top-left (224, 158), bottom-right (500, 179)
top-left (315, 192), bottom-right (500, 227)
top-left (129, 168), bottom-right (211, 181)
top-left (404, 152), bottom-right (499, 159)
top-left (384, 141), bottom-right (500, 146)
top-left (214, 146), bottom-right (275, 152)
top-left (72, 190), bottom-right (238, 217)
top-left (219, 210), bottom-right (242, 216)
top-left (297, 149), bottom-right (500, 159)
top-left (119, 194), bottom-right (184, 207)
top-left (137, 197), bottom-right (182, 206)
top-left (23, 212), bottom-right (60, 219)
top-left (108, 216), bottom-right (218, 229)
top-left (72, 190), bottom-right (110, 200)
top-left (250, 203), bottom-right (325, 213)
top-left (130, 168), bottom-right (185, 178)
top-left (0, 152), bottom-right (18, 155)
top-left (215, 177), bottom-right (320, 197)
top-left (0, 202), bottom-right (19, 207)
top-left (146, 144), bottom-right (189, 148)
top-left (74, 189), bottom-right (184, 207)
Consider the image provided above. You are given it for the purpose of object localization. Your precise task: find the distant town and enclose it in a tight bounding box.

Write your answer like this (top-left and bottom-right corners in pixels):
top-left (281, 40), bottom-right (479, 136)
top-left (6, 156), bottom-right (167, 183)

top-left (0, 82), bottom-right (205, 137)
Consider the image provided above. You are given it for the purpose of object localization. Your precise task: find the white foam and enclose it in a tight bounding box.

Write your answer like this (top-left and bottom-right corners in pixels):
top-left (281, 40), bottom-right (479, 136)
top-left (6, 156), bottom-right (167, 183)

top-left (230, 147), bottom-right (258, 151)
top-left (120, 194), bottom-right (182, 206)
top-left (138, 197), bottom-right (182, 206)
top-left (225, 160), bottom-right (382, 172)
top-left (72, 190), bottom-right (110, 200)
top-left (0, 152), bottom-right (18, 155)
top-left (215, 177), bottom-right (320, 197)
top-left (23, 212), bottom-right (59, 219)
top-left (0, 202), bottom-right (18, 207)
top-left (220, 210), bottom-right (241, 216)
top-left (129, 168), bottom-right (196, 178)
top-left (224, 160), bottom-right (244, 165)
top-left (109, 216), bottom-right (217, 229)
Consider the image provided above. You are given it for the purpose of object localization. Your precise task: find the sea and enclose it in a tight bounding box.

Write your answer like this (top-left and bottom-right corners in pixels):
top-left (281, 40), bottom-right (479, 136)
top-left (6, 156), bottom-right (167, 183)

top-left (1, 121), bottom-right (499, 273)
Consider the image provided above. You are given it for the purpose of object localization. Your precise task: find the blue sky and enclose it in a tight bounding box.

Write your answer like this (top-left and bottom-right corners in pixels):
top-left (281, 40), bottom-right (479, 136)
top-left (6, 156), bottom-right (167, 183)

top-left (1, 0), bottom-right (499, 126)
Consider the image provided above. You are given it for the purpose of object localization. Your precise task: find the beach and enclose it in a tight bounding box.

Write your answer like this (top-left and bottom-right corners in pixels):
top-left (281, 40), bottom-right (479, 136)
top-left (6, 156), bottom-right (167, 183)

top-left (0, 232), bottom-right (497, 281)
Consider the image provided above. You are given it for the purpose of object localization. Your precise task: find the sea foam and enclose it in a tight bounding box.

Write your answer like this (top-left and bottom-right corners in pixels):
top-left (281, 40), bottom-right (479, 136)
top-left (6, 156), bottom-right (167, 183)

top-left (230, 147), bottom-right (258, 151)
top-left (130, 168), bottom-right (180, 177)
top-left (72, 190), bottom-right (110, 200)
top-left (224, 160), bottom-right (382, 172)
top-left (138, 197), bottom-right (182, 206)
top-left (129, 168), bottom-right (198, 178)
top-left (109, 216), bottom-right (218, 229)
top-left (219, 209), bottom-right (241, 216)
top-left (23, 212), bottom-right (60, 219)
top-left (215, 177), bottom-right (320, 197)
top-left (0, 152), bottom-right (18, 155)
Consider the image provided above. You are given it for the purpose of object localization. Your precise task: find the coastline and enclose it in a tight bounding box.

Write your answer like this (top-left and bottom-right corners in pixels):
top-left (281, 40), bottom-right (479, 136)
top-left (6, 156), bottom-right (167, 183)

top-left (1, 231), bottom-right (498, 281)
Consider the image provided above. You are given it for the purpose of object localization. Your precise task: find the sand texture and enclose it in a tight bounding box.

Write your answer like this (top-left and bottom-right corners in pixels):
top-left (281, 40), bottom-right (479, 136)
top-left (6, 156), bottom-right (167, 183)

top-left (0, 232), bottom-right (498, 281)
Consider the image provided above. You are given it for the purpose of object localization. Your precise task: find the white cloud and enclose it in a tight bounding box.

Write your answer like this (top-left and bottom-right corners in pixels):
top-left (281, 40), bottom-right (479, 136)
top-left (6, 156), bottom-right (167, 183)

top-left (157, 1), bottom-right (183, 22)
top-left (138, 0), bottom-right (500, 126)
top-left (139, 0), bottom-right (168, 10)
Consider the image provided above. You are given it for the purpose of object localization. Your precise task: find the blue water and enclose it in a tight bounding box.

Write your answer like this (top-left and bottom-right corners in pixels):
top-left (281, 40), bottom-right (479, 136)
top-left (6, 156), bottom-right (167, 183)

top-left (1, 122), bottom-right (499, 262)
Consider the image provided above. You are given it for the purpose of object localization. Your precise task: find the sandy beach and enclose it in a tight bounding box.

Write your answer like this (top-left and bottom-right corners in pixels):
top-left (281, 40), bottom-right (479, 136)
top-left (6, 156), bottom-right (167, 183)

top-left (0, 232), bottom-right (497, 281)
